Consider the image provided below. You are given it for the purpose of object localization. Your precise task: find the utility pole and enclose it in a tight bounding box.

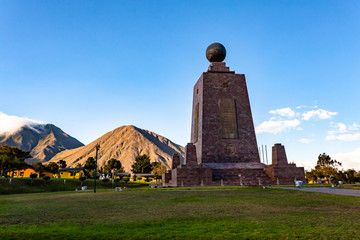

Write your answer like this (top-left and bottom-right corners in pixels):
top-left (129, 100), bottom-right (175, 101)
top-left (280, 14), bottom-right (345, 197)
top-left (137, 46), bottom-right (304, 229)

top-left (94, 143), bottom-right (100, 193)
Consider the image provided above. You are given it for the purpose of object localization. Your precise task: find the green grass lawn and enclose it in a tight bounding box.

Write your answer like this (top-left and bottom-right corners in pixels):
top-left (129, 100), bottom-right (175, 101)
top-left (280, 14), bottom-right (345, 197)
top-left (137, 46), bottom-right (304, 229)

top-left (0, 177), bottom-right (149, 194)
top-left (0, 187), bottom-right (359, 239)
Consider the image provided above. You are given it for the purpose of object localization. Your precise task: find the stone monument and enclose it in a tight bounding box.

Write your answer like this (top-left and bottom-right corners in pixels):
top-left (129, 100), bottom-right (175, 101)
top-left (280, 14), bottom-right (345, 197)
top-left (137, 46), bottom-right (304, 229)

top-left (265, 144), bottom-right (305, 184)
top-left (162, 43), bottom-right (305, 186)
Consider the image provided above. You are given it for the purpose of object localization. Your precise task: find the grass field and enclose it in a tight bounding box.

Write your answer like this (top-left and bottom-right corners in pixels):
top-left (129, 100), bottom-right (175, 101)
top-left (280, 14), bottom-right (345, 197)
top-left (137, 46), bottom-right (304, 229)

top-left (0, 177), bottom-right (148, 194)
top-left (0, 187), bottom-right (359, 239)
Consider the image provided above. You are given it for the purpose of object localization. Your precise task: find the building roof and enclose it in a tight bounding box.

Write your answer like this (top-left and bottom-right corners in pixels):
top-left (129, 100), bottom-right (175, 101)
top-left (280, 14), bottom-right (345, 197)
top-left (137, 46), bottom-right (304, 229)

top-left (59, 168), bottom-right (83, 172)
top-left (114, 172), bottom-right (131, 177)
top-left (133, 173), bottom-right (155, 177)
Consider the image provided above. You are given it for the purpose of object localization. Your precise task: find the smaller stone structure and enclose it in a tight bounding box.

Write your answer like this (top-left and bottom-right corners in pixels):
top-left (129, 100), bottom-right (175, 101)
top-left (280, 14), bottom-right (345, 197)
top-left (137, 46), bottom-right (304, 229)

top-left (265, 144), bottom-right (305, 184)
top-left (171, 153), bottom-right (181, 169)
top-left (162, 144), bottom-right (213, 187)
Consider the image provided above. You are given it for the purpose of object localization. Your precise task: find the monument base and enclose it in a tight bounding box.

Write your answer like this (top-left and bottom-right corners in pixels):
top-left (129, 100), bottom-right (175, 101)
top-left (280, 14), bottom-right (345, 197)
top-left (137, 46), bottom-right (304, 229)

top-left (164, 164), bottom-right (213, 187)
top-left (162, 144), bottom-right (273, 187)
top-left (162, 164), bottom-right (274, 187)
top-left (162, 143), bottom-right (305, 187)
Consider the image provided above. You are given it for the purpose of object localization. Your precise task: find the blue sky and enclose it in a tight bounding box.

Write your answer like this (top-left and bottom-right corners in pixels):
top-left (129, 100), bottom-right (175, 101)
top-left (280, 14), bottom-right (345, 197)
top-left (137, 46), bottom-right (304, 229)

top-left (1, 1), bottom-right (359, 170)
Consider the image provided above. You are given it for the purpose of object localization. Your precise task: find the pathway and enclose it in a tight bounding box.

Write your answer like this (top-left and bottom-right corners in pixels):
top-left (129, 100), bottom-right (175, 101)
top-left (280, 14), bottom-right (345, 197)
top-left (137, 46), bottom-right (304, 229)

top-left (276, 187), bottom-right (360, 197)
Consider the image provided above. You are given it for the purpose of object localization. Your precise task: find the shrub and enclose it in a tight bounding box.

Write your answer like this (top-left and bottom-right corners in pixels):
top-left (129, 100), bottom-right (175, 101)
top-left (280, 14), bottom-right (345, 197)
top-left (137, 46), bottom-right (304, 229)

top-left (102, 178), bottom-right (110, 182)
top-left (30, 173), bottom-right (37, 179)
top-left (136, 176), bottom-right (142, 181)
top-left (123, 177), bottom-right (129, 183)
top-left (42, 176), bottom-right (50, 181)
top-left (79, 176), bottom-right (86, 181)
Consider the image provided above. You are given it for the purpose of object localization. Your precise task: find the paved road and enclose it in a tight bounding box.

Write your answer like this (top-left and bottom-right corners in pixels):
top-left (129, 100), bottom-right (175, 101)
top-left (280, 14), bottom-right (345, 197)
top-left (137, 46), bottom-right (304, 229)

top-left (276, 187), bottom-right (360, 197)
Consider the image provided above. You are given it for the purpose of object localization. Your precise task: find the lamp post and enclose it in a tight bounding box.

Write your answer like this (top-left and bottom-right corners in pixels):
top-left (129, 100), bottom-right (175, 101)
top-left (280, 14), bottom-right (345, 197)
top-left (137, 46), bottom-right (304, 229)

top-left (94, 143), bottom-right (100, 193)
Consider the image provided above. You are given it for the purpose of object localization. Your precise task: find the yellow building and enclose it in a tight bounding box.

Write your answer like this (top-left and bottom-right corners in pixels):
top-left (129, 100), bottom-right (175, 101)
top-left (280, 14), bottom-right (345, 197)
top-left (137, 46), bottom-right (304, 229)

top-left (11, 168), bottom-right (54, 178)
top-left (58, 168), bottom-right (84, 179)
top-left (11, 168), bottom-right (37, 178)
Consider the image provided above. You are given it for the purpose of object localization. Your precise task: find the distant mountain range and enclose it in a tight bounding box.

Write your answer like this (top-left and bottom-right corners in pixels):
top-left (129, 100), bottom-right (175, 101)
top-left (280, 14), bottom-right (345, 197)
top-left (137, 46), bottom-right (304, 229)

top-left (0, 124), bottom-right (84, 163)
top-left (0, 123), bottom-right (185, 172)
top-left (49, 125), bottom-right (185, 172)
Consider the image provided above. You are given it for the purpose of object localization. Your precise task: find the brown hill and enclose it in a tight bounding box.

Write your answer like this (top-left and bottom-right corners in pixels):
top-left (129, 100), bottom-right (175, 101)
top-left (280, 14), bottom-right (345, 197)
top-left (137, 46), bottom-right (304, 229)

top-left (49, 125), bottom-right (185, 172)
top-left (0, 124), bottom-right (84, 163)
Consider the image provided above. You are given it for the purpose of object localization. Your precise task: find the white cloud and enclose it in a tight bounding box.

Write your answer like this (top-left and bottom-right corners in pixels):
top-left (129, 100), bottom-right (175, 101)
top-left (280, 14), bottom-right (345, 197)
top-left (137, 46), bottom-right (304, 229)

top-left (299, 138), bottom-right (313, 144)
top-left (302, 109), bottom-right (338, 121)
top-left (269, 107), bottom-right (295, 118)
top-left (296, 105), bottom-right (318, 109)
top-left (256, 119), bottom-right (301, 134)
top-left (326, 133), bottom-right (360, 142)
top-left (326, 122), bottom-right (360, 142)
top-left (333, 147), bottom-right (360, 170)
top-left (0, 112), bottom-right (45, 136)
top-left (328, 122), bottom-right (359, 134)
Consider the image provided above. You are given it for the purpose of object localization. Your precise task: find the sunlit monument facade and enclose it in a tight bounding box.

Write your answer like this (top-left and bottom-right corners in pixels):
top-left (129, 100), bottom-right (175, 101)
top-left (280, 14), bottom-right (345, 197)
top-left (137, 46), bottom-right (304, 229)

top-left (162, 43), bottom-right (305, 186)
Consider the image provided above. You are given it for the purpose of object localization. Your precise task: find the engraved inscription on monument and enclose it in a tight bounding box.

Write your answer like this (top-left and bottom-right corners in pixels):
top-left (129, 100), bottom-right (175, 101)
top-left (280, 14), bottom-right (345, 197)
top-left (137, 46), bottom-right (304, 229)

top-left (219, 98), bottom-right (238, 139)
top-left (194, 103), bottom-right (199, 142)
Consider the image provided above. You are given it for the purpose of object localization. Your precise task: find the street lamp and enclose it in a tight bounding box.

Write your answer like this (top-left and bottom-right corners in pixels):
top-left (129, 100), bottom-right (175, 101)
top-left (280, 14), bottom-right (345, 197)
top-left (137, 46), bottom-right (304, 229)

top-left (94, 143), bottom-right (100, 193)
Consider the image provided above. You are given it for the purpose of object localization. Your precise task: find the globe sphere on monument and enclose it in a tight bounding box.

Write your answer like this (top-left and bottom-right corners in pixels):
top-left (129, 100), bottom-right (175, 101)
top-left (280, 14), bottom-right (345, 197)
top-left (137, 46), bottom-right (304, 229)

top-left (206, 43), bottom-right (226, 62)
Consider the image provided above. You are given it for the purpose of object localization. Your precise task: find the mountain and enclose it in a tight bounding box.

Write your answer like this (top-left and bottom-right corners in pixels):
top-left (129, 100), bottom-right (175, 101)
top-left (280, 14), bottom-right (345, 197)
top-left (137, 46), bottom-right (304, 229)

top-left (49, 125), bottom-right (185, 172)
top-left (0, 124), bottom-right (84, 163)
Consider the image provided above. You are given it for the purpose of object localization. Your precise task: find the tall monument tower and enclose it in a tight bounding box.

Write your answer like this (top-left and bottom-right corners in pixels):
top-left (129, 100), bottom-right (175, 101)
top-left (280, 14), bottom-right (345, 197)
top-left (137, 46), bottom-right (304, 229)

top-left (191, 43), bottom-right (261, 167)
top-left (162, 43), bottom-right (304, 186)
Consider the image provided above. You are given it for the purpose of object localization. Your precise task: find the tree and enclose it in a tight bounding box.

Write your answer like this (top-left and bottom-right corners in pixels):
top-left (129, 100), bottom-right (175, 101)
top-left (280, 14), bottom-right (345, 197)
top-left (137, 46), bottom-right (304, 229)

top-left (84, 157), bottom-right (95, 170)
top-left (314, 153), bottom-right (342, 183)
top-left (151, 162), bottom-right (167, 179)
top-left (131, 154), bottom-right (152, 173)
top-left (305, 169), bottom-right (320, 183)
top-left (57, 160), bottom-right (67, 169)
top-left (84, 157), bottom-right (96, 177)
top-left (344, 169), bottom-right (358, 183)
top-left (106, 159), bottom-right (123, 172)
top-left (0, 154), bottom-right (14, 177)
top-left (0, 145), bottom-right (31, 176)
top-left (46, 162), bottom-right (60, 173)
top-left (316, 153), bottom-right (342, 169)
top-left (106, 158), bottom-right (123, 181)
top-left (32, 162), bottom-right (46, 171)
